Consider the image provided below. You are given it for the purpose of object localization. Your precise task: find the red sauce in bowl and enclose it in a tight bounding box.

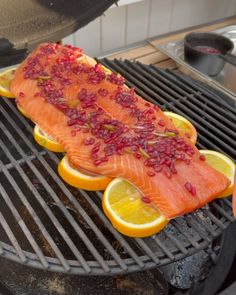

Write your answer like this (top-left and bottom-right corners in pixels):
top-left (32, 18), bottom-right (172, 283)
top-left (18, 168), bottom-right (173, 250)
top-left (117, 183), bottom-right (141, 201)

top-left (194, 46), bottom-right (221, 55)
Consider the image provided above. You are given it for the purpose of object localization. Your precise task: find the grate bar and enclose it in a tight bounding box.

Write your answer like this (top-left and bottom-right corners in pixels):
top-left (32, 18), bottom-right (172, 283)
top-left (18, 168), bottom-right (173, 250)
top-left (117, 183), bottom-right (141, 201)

top-left (0, 152), bottom-right (71, 271)
top-left (0, 178), bottom-right (49, 268)
top-left (165, 68), bottom-right (236, 117)
top-left (150, 65), bottom-right (236, 124)
top-left (102, 59), bottom-right (236, 159)
top-left (0, 101), bottom-right (127, 272)
top-left (134, 238), bottom-right (160, 264)
top-left (196, 134), bottom-right (228, 156)
top-left (0, 146), bottom-right (71, 271)
top-left (0, 212), bottom-right (27, 263)
top-left (211, 202), bottom-right (234, 222)
top-left (112, 59), bottom-right (236, 157)
top-left (223, 198), bottom-right (233, 209)
top-left (85, 191), bottom-right (145, 268)
top-left (47, 154), bottom-right (129, 271)
top-left (4, 151), bottom-right (47, 170)
top-left (152, 236), bottom-right (175, 260)
top-left (185, 215), bottom-right (212, 243)
top-left (0, 124), bottom-right (93, 273)
top-left (135, 62), bottom-right (236, 135)
top-left (193, 214), bottom-right (218, 238)
top-left (196, 142), bottom-right (207, 150)
top-left (170, 220), bottom-right (200, 249)
top-left (27, 162), bottom-right (109, 273)
top-left (204, 210), bottom-right (226, 230)
top-left (2, 99), bottom-right (131, 272)
top-left (163, 230), bottom-right (188, 255)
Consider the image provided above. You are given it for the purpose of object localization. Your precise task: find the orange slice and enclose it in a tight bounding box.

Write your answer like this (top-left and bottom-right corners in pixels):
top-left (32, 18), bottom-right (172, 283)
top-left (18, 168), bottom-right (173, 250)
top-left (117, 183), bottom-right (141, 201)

top-left (83, 55), bottom-right (112, 74)
top-left (17, 104), bottom-right (30, 118)
top-left (0, 67), bottom-right (17, 98)
top-left (58, 155), bottom-right (113, 191)
top-left (34, 125), bottom-right (65, 153)
top-left (200, 150), bottom-right (235, 198)
top-left (164, 111), bottom-right (197, 144)
top-left (101, 65), bottom-right (112, 74)
top-left (102, 178), bottom-right (168, 237)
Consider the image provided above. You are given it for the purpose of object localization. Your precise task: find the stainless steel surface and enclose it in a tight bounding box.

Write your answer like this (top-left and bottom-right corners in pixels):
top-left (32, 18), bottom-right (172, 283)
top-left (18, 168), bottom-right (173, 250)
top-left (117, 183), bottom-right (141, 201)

top-left (157, 25), bottom-right (236, 100)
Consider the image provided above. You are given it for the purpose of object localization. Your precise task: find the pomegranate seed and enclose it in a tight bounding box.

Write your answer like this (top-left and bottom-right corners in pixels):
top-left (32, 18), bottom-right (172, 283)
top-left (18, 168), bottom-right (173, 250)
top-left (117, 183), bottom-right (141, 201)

top-left (199, 155), bottom-right (206, 161)
top-left (71, 130), bottom-right (76, 137)
top-left (184, 182), bottom-right (196, 195)
top-left (94, 159), bottom-right (103, 166)
top-left (191, 186), bottom-right (197, 196)
top-left (185, 182), bottom-right (192, 192)
top-left (88, 70), bottom-right (105, 84)
top-left (107, 73), bottom-right (124, 85)
top-left (165, 158), bottom-right (172, 167)
top-left (147, 170), bottom-right (155, 177)
top-left (98, 88), bottom-right (109, 97)
top-left (92, 145), bottom-right (100, 153)
top-left (158, 119), bottom-right (165, 127)
top-left (141, 196), bottom-right (151, 203)
top-left (115, 89), bottom-right (138, 108)
top-left (159, 158), bottom-right (166, 165)
top-left (84, 138), bottom-right (95, 145)
top-left (164, 169), bottom-right (171, 178)
top-left (185, 159), bottom-right (191, 165)
top-left (171, 167), bottom-right (178, 174)
top-left (154, 165), bottom-right (163, 172)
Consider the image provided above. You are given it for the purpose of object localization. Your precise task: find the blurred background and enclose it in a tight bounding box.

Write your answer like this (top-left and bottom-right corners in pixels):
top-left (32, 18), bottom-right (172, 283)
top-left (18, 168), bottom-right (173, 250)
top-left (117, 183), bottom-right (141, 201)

top-left (63, 0), bottom-right (236, 57)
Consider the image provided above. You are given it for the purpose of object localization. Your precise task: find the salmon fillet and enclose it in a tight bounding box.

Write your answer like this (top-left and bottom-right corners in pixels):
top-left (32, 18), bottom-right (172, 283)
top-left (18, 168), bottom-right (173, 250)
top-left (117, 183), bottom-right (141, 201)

top-left (10, 43), bottom-right (230, 219)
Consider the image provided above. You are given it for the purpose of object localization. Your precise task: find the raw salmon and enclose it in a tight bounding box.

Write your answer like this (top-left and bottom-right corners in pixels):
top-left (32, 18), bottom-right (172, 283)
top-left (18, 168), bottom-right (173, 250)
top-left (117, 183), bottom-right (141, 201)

top-left (11, 43), bottom-right (230, 219)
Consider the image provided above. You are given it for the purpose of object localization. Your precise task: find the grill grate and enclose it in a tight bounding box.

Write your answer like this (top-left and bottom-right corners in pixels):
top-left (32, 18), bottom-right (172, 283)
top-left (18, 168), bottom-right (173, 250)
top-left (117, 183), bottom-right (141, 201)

top-left (0, 60), bottom-right (234, 275)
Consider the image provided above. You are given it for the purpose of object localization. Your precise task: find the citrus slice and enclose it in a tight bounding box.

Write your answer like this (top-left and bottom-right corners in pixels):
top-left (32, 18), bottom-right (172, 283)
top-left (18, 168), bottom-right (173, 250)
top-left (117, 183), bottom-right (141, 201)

top-left (102, 178), bottom-right (168, 237)
top-left (58, 155), bottom-right (112, 191)
top-left (17, 104), bottom-right (30, 118)
top-left (101, 65), bottom-right (112, 74)
top-left (34, 125), bottom-right (65, 153)
top-left (83, 55), bottom-right (112, 74)
top-left (0, 67), bottom-right (17, 98)
top-left (200, 150), bottom-right (235, 198)
top-left (164, 111), bottom-right (197, 144)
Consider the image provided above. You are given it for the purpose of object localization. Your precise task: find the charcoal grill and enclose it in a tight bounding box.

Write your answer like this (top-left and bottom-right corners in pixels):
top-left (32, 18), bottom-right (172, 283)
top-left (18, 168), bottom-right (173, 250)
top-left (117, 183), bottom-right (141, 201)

top-left (0, 60), bottom-right (235, 276)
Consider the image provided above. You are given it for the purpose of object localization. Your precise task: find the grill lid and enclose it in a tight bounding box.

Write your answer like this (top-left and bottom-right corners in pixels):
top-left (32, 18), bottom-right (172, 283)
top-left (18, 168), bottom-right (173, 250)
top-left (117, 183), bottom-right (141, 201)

top-left (0, 0), bottom-right (117, 66)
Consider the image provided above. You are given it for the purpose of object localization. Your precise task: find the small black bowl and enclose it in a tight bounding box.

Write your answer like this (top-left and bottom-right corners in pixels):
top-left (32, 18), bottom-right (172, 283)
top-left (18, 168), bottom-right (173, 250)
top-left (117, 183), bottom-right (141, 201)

top-left (184, 32), bottom-right (234, 76)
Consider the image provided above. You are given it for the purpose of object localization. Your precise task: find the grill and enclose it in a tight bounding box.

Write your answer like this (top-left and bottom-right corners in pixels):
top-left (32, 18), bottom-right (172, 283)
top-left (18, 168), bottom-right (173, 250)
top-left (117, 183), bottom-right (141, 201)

top-left (0, 59), bottom-right (235, 276)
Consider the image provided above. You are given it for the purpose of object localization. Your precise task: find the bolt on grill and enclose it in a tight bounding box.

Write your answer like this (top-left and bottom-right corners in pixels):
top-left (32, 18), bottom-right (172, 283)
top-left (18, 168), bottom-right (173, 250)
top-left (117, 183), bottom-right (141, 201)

top-left (0, 60), bottom-right (234, 275)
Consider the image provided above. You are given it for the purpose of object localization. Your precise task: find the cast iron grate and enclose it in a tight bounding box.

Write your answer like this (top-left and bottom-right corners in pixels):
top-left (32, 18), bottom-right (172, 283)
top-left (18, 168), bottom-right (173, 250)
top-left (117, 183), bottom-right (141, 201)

top-left (0, 60), bottom-right (235, 275)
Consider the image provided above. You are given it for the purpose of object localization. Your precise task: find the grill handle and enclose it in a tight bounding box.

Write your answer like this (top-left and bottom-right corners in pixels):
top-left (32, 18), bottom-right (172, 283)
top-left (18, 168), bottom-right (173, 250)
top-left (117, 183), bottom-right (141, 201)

top-left (0, 38), bottom-right (27, 67)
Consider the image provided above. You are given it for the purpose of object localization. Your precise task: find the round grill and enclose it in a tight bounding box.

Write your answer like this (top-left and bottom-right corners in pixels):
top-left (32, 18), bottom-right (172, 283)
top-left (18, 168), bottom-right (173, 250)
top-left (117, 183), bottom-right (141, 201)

top-left (0, 61), bottom-right (234, 275)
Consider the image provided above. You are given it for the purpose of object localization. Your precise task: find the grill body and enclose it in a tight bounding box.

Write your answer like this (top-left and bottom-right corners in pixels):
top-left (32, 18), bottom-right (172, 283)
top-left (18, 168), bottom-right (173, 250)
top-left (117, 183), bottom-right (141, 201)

top-left (0, 60), bottom-right (235, 275)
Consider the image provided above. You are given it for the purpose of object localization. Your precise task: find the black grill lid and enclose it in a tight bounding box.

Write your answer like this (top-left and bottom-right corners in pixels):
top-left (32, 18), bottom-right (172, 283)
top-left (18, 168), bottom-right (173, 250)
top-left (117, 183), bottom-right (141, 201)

top-left (0, 0), bottom-right (117, 66)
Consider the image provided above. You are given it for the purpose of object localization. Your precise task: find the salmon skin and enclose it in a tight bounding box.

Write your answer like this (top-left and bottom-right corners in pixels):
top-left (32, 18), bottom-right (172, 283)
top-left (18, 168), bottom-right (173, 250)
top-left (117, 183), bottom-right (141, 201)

top-left (11, 43), bottom-right (230, 219)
